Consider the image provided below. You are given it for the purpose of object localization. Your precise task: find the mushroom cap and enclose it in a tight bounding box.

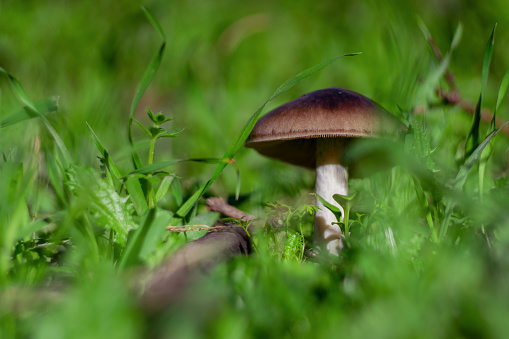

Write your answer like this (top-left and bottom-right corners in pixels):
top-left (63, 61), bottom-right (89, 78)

top-left (245, 88), bottom-right (403, 169)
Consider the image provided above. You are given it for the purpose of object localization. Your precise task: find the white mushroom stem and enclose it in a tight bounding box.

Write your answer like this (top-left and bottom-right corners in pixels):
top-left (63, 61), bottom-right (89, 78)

top-left (314, 138), bottom-right (348, 255)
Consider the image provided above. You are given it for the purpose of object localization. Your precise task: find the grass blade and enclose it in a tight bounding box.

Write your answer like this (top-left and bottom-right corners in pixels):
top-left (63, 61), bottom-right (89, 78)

top-left (125, 177), bottom-right (149, 216)
top-left (155, 175), bottom-right (175, 203)
top-left (479, 69), bottom-right (509, 201)
top-left (127, 7), bottom-right (166, 170)
top-left (87, 123), bottom-right (123, 181)
top-left (118, 208), bottom-right (156, 269)
top-left (0, 67), bottom-right (71, 167)
top-left (494, 70), bottom-right (509, 120)
top-left (0, 97), bottom-right (58, 128)
top-left (129, 159), bottom-right (182, 175)
top-left (465, 24), bottom-right (496, 157)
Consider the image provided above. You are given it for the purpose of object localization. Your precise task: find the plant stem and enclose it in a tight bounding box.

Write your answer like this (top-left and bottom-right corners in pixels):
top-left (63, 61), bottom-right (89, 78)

top-left (147, 137), bottom-right (156, 209)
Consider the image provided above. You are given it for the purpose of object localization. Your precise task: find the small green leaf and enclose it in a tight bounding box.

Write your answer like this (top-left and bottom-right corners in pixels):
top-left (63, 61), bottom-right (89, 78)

top-left (146, 108), bottom-right (156, 124)
top-left (154, 112), bottom-right (172, 125)
top-left (134, 120), bottom-right (153, 138)
top-left (159, 127), bottom-right (185, 138)
top-left (171, 177), bottom-right (183, 206)
top-left (155, 175), bottom-right (175, 203)
top-left (124, 176), bottom-right (149, 216)
top-left (313, 193), bottom-right (342, 222)
top-left (149, 126), bottom-right (165, 138)
top-left (332, 192), bottom-right (358, 217)
top-left (333, 192), bottom-right (358, 204)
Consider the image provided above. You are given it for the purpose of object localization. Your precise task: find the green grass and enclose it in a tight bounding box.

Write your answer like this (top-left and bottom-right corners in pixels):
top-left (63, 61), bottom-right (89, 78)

top-left (2, 1), bottom-right (509, 338)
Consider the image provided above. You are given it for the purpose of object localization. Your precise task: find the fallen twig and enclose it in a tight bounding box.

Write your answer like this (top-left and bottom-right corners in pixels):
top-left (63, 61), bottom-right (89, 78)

top-left (206, 197), bottom-right (256, 222)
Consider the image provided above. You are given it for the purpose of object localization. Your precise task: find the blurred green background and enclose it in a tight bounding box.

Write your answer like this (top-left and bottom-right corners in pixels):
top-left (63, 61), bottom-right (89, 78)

top-left (1, 0), bottom-right (508, 203)
top-left (2, 1), bottom-right (509, 338)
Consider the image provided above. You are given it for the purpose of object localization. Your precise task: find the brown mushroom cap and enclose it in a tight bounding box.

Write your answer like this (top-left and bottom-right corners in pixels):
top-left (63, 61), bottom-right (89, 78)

top-left (245, 88), bottom-right (403, 169)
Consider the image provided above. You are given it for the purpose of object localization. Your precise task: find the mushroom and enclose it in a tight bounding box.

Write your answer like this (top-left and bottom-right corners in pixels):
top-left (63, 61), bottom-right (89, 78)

top-left (245, 88), bottom-right (402, 255)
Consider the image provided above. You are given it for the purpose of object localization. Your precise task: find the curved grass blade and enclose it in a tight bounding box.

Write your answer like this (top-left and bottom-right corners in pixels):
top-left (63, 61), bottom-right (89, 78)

top-left (170, 53), bottom-right (360, 225)
top-left (465, 24), bottom-right (496, 157)
top-left (493, 70), bottom-right (509, 126)
top-left (0, 67), bottom-right (71, 167)
top-left (128, 6), bottom-right (166, 170)
top-left (87, 123), bottom-right (123, 181)
top-left (488, 69), bottom-right (509, 135)
top-left (0, 96), bottom-right (58, 128)
top-left (129, 159), bottom-right (183, 175)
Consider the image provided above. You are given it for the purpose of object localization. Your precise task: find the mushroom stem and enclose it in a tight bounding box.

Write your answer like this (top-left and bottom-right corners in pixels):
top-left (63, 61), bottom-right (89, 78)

top-left (314, 138), bottom-right (348, 255)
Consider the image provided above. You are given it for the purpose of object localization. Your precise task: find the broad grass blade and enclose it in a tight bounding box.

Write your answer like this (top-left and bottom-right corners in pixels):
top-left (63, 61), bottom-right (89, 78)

top-left (171, 177), bottom-right (183, 206)
top-left (138, 210), bottom-right (172, 261)
top-left (125, 177), bottom-right (149, 216)
top-left (155, 175), bottom-right (175, 203)
top-left (118, 208), bottom-right (156, 269)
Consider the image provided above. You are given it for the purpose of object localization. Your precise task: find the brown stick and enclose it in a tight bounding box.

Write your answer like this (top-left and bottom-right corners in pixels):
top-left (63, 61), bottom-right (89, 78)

top-left (206, 197), bottom-right (255, 221)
